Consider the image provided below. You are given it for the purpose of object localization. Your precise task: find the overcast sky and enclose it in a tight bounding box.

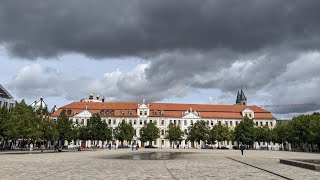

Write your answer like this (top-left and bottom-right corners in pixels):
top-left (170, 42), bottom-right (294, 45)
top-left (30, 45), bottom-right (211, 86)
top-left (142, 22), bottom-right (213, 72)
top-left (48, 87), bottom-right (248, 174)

top-left (1, 0), bottom-right (320, 119)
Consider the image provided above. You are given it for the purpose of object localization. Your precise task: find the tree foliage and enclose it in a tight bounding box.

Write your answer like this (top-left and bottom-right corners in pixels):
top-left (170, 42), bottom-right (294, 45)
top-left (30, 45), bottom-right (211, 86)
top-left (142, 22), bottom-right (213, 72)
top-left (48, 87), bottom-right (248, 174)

top-left (187, 120), bottom-right (209, 145)
top-left (114, 120), bottom-right (135, 146)
top-left (140, 122), bottom-right (160, 145)
top-left (166, 123), bottom-right (184, 147)
top-left (234, 117), bottom-right (255, 147)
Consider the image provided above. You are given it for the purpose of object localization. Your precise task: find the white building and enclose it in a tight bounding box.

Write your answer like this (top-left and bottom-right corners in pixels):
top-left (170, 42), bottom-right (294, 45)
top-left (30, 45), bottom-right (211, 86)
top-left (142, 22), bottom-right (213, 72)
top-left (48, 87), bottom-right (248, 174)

top-left (51, 89), bottom-right (277, 149)
top-left (0, 84), bottom-right (15, 111)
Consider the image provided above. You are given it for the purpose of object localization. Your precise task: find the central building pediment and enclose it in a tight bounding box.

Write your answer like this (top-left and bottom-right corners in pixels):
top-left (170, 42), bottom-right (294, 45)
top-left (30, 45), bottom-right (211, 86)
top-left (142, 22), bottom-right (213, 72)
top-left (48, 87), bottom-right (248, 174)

top-left (182, 107), bottom-right (201, 119)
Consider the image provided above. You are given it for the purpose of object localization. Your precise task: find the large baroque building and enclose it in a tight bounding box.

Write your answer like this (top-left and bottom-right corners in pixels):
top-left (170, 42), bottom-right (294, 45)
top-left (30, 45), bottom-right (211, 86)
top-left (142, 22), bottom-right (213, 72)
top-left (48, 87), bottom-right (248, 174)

top-left (0, 84), bottom-right (15, 111)
top-left (51, 90), bottom-right (276, 148)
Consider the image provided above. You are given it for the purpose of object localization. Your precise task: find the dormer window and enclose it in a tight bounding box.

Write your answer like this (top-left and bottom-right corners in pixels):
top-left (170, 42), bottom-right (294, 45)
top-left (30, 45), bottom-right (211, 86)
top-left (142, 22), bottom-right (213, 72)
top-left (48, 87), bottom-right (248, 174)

top-left (144, 111), bottom-right (147, 116)
top-left (121, 110), bottom-right (125, 115)
top-left (100, 110), bottom-right (104, 116)
top-left (129, 110), bottom-right (133, 116)
top-left (154, 110), bottom-right (158, 115)
top-left (161, 110), bottom-right (164, 115)
top-left (67, 110), bottom-right (72, 116)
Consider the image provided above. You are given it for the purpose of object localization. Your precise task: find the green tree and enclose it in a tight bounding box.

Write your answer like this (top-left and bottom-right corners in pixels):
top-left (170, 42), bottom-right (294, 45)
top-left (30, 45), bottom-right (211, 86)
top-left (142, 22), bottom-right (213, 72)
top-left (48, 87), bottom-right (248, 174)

top-left (233, 117), bottom-right (255, 148)
top-left (207, 127), bottom-right (217, 146)
top-left (166, 123), bottom-right (184, 148)
top-left (254, 126), bottom-right (271, 149)
top-left (140, 122), bottom-right (160, 146)
top-left (187, 121), bottom-right (209, 148)
top-left (57, 114), bottom-right (73, 146)
top-left (213, 124), bottom-right (231, 148)
top-left (271, 121), bottom-right (291, 151)
top-left (5, 100), bottom-right (42, 147)
top-left (101, 122), bottom-right (113, 145)
top-left (86, 113), bottom-right (104, 146)
top-left (114, 120), bottom-right (135, 147)
top-left (309, 113), bottom-right (320, 151)
top-left (0, 106), bottom-right (11, 141)
top-left (40, 120), bottom-right (59, 147)
top-left (289, 115), bottom-right (311, 151)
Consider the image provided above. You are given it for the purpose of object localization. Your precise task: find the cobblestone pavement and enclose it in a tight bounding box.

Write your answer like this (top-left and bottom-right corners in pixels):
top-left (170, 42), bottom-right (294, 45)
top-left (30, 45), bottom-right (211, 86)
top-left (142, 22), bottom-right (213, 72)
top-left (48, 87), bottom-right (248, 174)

top-left (0, 149), bottom-right (319, 179)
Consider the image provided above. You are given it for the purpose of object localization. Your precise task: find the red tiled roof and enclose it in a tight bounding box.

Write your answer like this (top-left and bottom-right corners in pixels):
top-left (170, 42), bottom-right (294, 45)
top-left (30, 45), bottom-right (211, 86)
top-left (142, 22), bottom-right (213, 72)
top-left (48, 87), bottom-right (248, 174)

top-left (51, 102), bottom-right (275, 119)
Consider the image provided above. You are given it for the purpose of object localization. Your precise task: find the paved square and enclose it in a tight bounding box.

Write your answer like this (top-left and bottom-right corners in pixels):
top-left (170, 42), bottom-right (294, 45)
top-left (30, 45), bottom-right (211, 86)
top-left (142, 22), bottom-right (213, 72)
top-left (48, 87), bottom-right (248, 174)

top-left (0, 149), bottom-right (319, 179)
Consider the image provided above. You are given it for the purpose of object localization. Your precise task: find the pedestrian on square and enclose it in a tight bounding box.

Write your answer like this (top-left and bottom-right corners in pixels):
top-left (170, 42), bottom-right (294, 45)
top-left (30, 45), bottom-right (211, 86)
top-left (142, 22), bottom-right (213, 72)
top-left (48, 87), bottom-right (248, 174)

top-left (132, 143), bottom-right (134, 151)
top-left (240, 144), bottom-right (245, 155)
top-left (41, 144), bottom-right (44, 153)
top-left (136, 143), bottom-right (139, 150)
top-left (29, 143), bottom-right (33, 153)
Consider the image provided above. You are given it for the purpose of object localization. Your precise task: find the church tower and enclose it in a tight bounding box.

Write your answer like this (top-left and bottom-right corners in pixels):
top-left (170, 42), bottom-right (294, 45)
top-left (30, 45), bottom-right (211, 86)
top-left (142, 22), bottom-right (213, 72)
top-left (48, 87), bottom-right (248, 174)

top-left (236, 87), bottom-right (247, 105)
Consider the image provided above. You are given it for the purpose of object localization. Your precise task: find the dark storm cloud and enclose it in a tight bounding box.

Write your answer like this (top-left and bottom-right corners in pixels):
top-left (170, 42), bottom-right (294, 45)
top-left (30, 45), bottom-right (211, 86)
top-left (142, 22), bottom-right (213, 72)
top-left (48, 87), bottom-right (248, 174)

top-left (4, 0), bottom-right (320, 116)
top-left (1, 0), bottom-right (320, 58)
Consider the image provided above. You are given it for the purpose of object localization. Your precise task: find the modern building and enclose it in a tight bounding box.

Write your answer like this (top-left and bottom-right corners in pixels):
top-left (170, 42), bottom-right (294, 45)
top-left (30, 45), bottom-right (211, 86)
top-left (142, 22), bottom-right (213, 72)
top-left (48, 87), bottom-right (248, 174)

top-left (0, 84), bottom-right (15, 111)
top-left (51, 89), bottom-right (276, 148)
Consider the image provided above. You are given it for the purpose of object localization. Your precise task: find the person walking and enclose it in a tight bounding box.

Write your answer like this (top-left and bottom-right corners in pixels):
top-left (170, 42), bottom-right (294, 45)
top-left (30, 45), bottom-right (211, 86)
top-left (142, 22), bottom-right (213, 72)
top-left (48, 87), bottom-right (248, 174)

top-left (29, 143), bottom-right (34, 153)
top-left (136, 143), bottom-right (139, 150)
top-left (41, 144), bottom-right (44, 153)
top-left (131, 143), bottom-right (134, 151)
top-left (240, 144), bottom-right (245, 156)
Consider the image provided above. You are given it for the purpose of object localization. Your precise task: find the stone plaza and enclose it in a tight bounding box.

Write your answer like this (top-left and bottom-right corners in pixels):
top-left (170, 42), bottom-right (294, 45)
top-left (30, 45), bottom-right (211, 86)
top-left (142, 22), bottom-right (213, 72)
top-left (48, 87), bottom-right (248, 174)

top-left (0, 149), bottom-right (319, 180)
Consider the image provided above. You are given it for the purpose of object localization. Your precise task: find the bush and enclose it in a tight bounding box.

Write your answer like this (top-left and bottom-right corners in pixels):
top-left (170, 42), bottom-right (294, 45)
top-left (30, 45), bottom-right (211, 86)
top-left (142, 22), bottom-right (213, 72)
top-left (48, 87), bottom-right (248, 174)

top-left (145, 145), bottom-right (157, 148)
top-left (232, 145), bottom-right (239, 150)
top-left (218, 146), bottom-right (229, 149)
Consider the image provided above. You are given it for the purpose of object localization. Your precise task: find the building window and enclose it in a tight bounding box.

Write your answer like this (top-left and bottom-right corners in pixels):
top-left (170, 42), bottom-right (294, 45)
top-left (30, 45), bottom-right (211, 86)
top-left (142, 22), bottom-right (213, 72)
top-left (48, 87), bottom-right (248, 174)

top-left (129, 119), bottom-right (132, 124)
top-left (140, 111), bottom-right (142, 115)
top-left (236, 121), bottom-right (238, 126)
top-left (154, 111), bottom-right (158, 115)
top-left (225, 121), bottom-right (228, 127)
top-left (162, 140), bottom-right (164, 145)
top-left (67, 110), bottom-right (72, 116)
top-left (184, 120), bottom-right (187, 126)
top-left (184, 129), bottom-right (188, 134)
top-left (154, 120), bottom-right (157, 125)
top-left (113, 119), bottom-right (116, 125)
top-left (108, 119), bottom-right (111, 125)
top-left (260, 122), bottom-right (263, 126)
top-left (191, 120), bottom-right (193, 125)
top-left (144, 111), bottom-right (147, 116)
top-left (144, 120), bottom-right (147, 124)
top-left (100, 110), bottom-right (104, 116)
top-left (69, 119), bottom-right (73, 124)
top-left (270, 122), bottom-right (273, 127)
top-left (134, 120), bottom-right (137, 125)
top-left (81, 119), bottom-right (84, 125)
top-left (266, 122), bottom-right (269, 126)
top-left (174, 120), bottom-right (176, 125)
top-left (230, 121), bottom-right (233, 126)
top-left (76, 119), bottom-right (79, 124)
top-left (121, 110), bottom-right (125, 115)
top-left (218, 121), bottom-right (221, 125)
top-left (249, 113), bottom-right (252, 118)
top-left (140, 120), bottom-right (143, 125)
top-left (170, 120), bottom-right (172, 124)
top-left (129, 110), bottom-right (133, 116)
top-left (256, 121), bottom-right (258, 126)
top-left (161, 120), bottom-right (164, 125)
top-left (161, 110), bottom-right (164, 115)
top-left (161, 130), bottom-right (165, 136)
top-left (211, 121), bottom-right (214, 126)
